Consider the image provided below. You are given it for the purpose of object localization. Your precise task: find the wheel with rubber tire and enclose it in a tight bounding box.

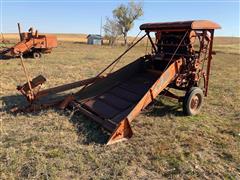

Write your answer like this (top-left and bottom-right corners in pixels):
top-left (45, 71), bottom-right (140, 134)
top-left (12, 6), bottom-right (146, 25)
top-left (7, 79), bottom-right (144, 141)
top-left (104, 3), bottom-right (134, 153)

top-left (33, 52), bottom-right (41, 59)
top-left (183, 87), bottom-right (204, 116)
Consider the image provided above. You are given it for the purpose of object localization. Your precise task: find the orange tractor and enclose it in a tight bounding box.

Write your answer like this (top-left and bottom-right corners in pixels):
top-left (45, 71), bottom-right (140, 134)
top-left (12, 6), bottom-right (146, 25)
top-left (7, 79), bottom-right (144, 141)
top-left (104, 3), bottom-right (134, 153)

top-left (13, 20), bottom-right (220, 144)
top-left (0, 23), bottom-right (57, 59)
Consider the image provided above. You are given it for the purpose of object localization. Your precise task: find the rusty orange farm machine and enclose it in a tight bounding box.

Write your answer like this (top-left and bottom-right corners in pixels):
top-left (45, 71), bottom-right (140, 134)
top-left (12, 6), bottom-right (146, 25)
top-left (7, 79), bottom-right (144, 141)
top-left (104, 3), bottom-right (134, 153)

top-left (13, 20), bottom-right (220, 144)
top-left (0, 23), bottom-right (57, 59)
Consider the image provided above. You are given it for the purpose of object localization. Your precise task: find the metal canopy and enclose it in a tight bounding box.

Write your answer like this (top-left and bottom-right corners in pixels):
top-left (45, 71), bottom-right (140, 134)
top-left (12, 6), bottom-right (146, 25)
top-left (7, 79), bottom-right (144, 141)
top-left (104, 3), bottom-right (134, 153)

top-left (140, 20), bottom-right (221, 31)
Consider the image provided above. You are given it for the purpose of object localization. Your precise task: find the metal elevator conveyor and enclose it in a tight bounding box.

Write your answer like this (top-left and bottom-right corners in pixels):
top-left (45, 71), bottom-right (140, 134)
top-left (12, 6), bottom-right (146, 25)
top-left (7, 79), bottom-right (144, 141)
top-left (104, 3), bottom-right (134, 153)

top-left (13, 20), bottom-right (220, 144)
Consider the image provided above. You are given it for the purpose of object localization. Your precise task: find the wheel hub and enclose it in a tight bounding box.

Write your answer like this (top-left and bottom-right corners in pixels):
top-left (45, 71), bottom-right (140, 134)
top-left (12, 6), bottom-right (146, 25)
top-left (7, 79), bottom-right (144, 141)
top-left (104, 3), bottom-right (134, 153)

top-left (190, 95), bottom-right (200, 110)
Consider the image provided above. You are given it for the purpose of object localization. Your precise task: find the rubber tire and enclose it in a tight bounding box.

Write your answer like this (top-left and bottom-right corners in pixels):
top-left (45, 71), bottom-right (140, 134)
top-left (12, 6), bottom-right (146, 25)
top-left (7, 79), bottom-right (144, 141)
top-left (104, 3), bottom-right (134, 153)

top-left (33, 52), bottom-right (41, 59)
top-left (183, 87), bottom-right (204, 116)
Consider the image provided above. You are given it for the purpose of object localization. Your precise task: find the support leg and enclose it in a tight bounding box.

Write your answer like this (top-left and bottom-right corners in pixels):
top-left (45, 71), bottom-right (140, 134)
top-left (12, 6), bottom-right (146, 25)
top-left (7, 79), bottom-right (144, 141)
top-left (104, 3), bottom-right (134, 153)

top-left (107, 119), bottom-right (133, 145)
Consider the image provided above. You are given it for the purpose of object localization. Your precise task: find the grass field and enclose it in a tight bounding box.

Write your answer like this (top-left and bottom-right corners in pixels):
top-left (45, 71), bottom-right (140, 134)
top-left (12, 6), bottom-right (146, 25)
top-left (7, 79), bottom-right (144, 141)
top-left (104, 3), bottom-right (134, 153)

top-left (0, 36), bottom-right (239, 179)
top-left (1, 33), bottom-right (154, 45)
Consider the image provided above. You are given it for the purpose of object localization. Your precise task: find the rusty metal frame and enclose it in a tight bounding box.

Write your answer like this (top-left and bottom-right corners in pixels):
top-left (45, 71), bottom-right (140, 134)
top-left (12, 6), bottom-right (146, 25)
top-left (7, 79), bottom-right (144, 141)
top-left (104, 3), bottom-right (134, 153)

top-left (146, 31), bottom-right (157, 53)
top-left (17, 75), bottom-right (106, 103)
top-left (205, 30), bottom-right (214, 96)
top-left (160, 89), bottom-right (183, 102)
top-left (12, 20), bottom-right (220, 145)
top-left (107, 59), bottom-right (183, 144)
top-left (0, 23), bottom-right (57, 58)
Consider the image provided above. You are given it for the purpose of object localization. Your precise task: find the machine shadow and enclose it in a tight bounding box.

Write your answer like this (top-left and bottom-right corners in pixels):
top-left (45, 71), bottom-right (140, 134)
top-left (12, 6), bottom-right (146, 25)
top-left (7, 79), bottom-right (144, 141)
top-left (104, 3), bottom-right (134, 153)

top-left (68, 99), bottom-right (184, 144)
top-left (68, 111), bottom-right (109, 145)
top-left (0, 53), bottom-right (37, 60)
top-left (1, 94), bottom-right (183, 145)
top-left (0, 94), bottom-right (28, 111)
top-left (0, 93), bottom-right (109, 144)
top-left (144, 99), bottom-right (184, 117)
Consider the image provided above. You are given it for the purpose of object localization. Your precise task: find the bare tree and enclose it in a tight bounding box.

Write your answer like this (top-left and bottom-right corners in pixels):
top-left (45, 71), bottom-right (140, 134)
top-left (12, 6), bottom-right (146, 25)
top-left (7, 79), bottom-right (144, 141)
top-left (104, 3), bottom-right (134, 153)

top-left (113, 1), bottom-right (143, 46)
top-left (103, 17), bottom-right (121, 46)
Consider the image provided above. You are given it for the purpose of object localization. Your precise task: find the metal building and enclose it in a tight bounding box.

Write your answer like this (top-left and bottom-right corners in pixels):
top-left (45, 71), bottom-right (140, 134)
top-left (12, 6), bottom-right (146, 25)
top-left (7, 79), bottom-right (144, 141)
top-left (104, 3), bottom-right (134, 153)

top-left (87, 34), bottom-right (103, 45)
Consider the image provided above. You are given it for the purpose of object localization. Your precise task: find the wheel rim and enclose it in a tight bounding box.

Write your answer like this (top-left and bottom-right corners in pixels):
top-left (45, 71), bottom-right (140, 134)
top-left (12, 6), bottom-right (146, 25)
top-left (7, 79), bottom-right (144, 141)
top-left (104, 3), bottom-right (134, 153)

top-left (190, 94), bottom-right (201, 113)
top-left (33, 53), bottom-right (40, 59)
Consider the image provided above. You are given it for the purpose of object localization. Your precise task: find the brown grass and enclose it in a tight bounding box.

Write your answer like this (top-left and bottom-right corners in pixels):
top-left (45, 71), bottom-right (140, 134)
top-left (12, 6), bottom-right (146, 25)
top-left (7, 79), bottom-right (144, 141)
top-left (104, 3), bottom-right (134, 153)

top-left (0, 36), bottom-right (239, 179)
top-left (2, 33), bottom-right (152, 45)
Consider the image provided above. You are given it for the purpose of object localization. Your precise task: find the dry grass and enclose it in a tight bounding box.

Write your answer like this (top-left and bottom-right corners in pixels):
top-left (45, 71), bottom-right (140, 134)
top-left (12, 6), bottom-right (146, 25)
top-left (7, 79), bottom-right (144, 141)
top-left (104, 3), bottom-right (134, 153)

top-left (0, 36), bottom-right (239, 179)
top-left (2, 33), bottom-right (89, 43)
top-left (2, 33), bottom-right (151, 45)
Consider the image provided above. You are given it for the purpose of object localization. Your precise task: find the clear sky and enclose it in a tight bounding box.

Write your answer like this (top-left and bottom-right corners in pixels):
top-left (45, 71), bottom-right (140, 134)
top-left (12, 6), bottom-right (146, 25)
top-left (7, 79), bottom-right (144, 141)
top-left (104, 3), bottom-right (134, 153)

top-left (1, 0), bottom-right (239, 37)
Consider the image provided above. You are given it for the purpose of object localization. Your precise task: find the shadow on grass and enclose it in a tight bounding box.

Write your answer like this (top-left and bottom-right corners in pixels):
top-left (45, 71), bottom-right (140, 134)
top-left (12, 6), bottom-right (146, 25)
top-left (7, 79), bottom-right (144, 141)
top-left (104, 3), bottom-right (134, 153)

top-left (0, 53), bottom-right (36, 60)
top-left (0, 94), bottom-right (28, 111)
top-left (1, 94), bottom-right (183, 144)
top-left (144, 99), bottom-right (184, 117)
top-left (0, 93), bottom-right (109, 144)
top-left (68, 111), bottom-right (109, 144)
top-left (0, 55), bottom-right (14, 60)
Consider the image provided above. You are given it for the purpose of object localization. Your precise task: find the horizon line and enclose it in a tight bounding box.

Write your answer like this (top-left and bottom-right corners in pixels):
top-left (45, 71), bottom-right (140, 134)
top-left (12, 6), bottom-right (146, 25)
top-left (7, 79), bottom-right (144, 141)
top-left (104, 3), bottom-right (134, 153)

top-left (2, 32), bottom-right (240, 38)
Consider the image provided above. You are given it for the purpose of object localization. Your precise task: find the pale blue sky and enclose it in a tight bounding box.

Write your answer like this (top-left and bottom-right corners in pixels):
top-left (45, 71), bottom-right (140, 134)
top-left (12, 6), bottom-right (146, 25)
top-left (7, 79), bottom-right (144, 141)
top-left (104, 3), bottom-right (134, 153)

top-left (1, 0), bottom-right (239, 36)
